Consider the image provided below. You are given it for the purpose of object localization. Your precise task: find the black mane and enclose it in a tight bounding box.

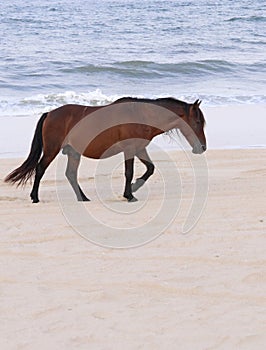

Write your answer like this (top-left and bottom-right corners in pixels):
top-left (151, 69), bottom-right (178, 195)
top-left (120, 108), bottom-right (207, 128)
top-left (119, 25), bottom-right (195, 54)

top-left (114, 96), bottom-right (205, 125)
top-left (115, 96), bottom-right (188, 107)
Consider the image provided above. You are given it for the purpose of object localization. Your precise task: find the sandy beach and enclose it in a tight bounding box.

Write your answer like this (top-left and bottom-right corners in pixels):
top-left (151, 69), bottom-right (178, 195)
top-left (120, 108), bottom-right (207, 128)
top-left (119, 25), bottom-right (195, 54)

top-left (1, 0), bottom-right (265, 347)
top-left (0, 147), bottom-right (266, 349)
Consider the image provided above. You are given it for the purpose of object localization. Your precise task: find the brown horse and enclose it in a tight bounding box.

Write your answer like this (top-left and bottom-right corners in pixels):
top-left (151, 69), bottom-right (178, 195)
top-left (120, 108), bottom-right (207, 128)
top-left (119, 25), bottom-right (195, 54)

top-left (5, 97), bottom-right (206, 203)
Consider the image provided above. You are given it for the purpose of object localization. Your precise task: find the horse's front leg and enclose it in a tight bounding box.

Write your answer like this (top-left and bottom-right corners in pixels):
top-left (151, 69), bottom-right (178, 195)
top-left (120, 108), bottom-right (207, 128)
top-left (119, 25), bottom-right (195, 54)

top-left (123, 157), bottom-right (137, 202)
top-left (131, 148), bottom-right (155, 193)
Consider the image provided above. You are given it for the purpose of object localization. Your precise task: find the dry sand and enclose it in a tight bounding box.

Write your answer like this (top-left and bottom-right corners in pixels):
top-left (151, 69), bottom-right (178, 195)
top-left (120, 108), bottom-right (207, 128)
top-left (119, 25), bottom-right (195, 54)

top-left (0, 149), bottom-right (266, 349)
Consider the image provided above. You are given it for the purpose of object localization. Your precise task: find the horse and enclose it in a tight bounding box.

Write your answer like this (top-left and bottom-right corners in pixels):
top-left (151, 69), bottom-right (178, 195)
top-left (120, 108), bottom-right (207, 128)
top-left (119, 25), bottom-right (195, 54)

top-left (5, 97), bottom-right (206, 203)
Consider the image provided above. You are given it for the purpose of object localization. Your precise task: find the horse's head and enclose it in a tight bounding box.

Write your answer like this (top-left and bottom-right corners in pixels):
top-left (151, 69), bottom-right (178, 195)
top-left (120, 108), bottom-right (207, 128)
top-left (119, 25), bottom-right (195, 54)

top-left (181, 100), bottom-right (207, 154)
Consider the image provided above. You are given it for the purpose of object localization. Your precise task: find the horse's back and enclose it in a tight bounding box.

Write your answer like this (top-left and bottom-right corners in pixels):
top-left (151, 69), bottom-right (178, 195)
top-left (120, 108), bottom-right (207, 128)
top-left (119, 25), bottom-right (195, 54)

top-left (43, 104), bottom-right (97, 136)
top-left (41, 101), bottom-right (158, 159)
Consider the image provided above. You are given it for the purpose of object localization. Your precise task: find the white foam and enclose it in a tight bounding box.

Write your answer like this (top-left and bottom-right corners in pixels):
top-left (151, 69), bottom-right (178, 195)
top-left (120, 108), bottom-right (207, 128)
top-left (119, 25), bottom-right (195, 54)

top-left (1, 89), bottom-right (266, 118)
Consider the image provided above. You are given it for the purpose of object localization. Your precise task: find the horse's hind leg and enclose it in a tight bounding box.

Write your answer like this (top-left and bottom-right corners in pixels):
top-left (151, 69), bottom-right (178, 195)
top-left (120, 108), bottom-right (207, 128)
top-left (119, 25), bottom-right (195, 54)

top-left (64, 146), bottom-right (90, 201)
top-left (131, 148), bottom-right (155, 193)
top-left (30, 152), bottom-right (58, 203)
top-left (123, 156), bottom-right (137, 202)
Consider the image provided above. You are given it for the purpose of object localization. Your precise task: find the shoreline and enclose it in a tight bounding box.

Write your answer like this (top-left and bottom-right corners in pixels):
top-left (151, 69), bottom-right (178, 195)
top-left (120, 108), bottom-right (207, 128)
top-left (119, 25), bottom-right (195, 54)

top-left (1, 143), bottom-right (266, 160)
top-left (0, 103), bottom-right (266, 158)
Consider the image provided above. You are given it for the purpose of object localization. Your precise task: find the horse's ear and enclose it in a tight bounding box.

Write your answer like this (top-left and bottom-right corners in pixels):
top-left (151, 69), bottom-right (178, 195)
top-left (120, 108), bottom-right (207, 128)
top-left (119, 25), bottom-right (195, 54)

top-left (193, 99), bottom-right (201, 107)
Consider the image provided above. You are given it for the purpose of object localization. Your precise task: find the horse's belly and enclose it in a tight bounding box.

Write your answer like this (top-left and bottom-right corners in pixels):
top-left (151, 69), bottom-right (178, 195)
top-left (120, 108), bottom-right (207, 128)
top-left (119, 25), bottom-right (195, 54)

top-left (83, 142), bottom-right (123, 159)
top-left (82, 137), bottom-right (150, 159)
top-left (69, 123), bottom-right (152, 159)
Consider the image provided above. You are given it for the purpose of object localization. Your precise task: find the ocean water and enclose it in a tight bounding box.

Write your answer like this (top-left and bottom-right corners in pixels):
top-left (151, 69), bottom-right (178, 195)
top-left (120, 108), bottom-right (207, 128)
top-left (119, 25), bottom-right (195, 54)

top-left (0, 0), bottom-right (266, 155)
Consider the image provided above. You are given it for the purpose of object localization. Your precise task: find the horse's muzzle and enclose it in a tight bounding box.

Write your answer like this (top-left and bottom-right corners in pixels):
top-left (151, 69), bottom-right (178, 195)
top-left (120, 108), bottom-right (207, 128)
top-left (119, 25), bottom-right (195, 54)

top-left (192, 144), bottom-right (207, 154)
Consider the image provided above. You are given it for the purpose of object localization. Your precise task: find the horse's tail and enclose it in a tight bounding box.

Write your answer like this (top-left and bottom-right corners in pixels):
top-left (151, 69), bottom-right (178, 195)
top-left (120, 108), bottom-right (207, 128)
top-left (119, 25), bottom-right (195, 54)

top-left (5, 112), bottom-right (48, 186)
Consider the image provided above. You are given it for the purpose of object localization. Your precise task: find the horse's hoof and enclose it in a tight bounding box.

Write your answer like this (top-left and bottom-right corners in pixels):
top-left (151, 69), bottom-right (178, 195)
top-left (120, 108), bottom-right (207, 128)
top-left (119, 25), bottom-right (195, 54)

top-left (78, 198), bottom-right (90, 202)
top-left (131, 179), bottom-right (145, 192)
top-left (128, 196), bottom-right (138, 203)
top-left (32, 198), bottom-right (39, 203)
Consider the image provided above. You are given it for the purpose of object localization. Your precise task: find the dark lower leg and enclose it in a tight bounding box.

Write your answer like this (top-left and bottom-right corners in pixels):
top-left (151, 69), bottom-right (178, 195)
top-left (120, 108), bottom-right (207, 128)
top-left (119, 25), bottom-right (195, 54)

top-left (132, 149), bottom-right (154, 193)
top-left (66, 175), bottom-right (89, 201)
top-left (30, 164), bottom-right (45, 203)
top-left (30, 156), bottom-right (52, 203)
top-left (123, 157), bottom-right (137, 202)
top-left (30, 142), bottom-right (62, 203)
top-left (65, 150), bottom-right (89, 201)
top-left (140, 161), bottom-right (154, 181)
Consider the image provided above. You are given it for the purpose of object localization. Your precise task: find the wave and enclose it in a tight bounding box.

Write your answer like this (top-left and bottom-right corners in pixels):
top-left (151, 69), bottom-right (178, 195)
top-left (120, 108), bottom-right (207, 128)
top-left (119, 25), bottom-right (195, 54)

top-left (55, 59), bottom-right (266, 82)
top-left (115, 59), bottom-right (237, 75)
top-left (59, 59), bottom-right (242, 79)
top-left (0, 90), bottom-right (120, 117)
top-left (1, 89), bottom-right (266, 118)
top-left (226, 15), bottom-right (266, 23)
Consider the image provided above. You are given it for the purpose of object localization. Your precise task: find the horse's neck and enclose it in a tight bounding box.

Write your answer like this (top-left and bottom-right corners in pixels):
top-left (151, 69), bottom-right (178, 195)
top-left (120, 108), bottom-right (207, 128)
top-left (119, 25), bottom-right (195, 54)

top-left (153, 102), bottom-right (185, 133)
